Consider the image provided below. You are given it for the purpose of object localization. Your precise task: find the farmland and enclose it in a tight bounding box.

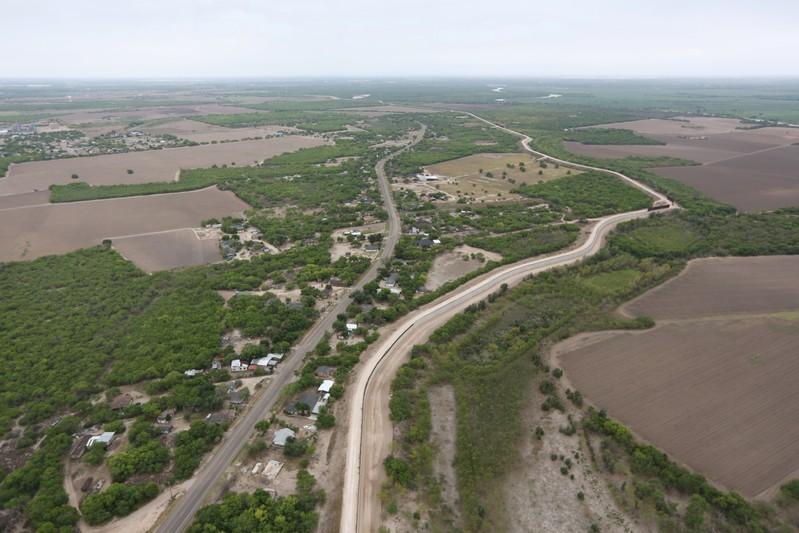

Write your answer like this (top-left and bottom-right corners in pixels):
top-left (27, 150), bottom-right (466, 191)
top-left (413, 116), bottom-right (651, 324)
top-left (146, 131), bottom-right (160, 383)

top-left (0, 186), bottom-right (248, 263)
top-left (562, 116), bottom-right (799, 211)
top-left (0, 135), bottom-right (326, 194)
top-left (557, 255), bottom-right (799, 498)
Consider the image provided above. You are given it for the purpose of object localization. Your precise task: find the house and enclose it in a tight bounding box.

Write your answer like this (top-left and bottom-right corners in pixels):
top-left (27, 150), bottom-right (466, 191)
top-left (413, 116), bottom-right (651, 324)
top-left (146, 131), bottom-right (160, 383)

top-left (229, 389), bottom-right (244, 405)
top-left (415, 172), bottom-right (439, 181)
top-left (346, 322), bottom-right (358, 333)
top-left (312, 393), bottom-right (330, 415)
top-left (383, 272), bottom-right (399, 288)
top-left (230, 359), bottom-right (248, 372)
top-left (314, 366), bottom-right (336, 379)
top-left (284, 390), bottom-right (320, 416)
top-left (110, 394), bottom-right (132, 411)
top-left (272, 428), bottom-right (296, 447)
top-left (86, 432), bottom-right (115, 449)
top-left (184, 369), bottom-right (201, 377)
top-left (205, 412), bottom-right (231, 425)
top-left (418, 238), bottom-right (433, 249)
top-left (364, 243), bottom-right (380, 253)
top-left (318, 380), bottom-right (335, 394)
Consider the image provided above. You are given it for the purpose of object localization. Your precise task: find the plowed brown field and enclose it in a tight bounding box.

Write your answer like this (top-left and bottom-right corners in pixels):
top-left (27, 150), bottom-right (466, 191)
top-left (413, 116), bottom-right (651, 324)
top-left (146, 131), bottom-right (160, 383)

top-left (556, 255), bottom-right (799, 498)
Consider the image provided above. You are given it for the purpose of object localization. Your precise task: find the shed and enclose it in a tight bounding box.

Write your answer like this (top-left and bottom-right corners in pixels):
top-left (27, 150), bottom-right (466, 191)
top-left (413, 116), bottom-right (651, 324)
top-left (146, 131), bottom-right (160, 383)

top-left (346, 322), bottom-right (358, 332)
top-left (272, 428), bottom-right (296, 447)
top-left (86, 432), bottom-right (115, 449)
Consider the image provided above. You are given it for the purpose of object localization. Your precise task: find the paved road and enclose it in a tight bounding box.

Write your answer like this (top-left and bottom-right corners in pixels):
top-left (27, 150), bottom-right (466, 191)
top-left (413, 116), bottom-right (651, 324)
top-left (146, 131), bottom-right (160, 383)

top-left (154, 127), bottom-right (425, 533)
top-left (339, 114), bottom-right (675, 533)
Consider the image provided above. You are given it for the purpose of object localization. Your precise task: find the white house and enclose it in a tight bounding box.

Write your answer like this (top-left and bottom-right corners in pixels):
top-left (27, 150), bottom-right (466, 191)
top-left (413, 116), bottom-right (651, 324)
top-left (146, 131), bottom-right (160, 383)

top-left (318, 379), bottom-right (335, 393)
top-left (346, 322), bottom-right (358, 332)
top-left (86, 432), bottom-right (115, 449)
top-left (272, 428), bottom-right (296, 447)
top-left (230, 359), bottom-right (248, 372)
top-left (312, 393), bottom-right (330, 415)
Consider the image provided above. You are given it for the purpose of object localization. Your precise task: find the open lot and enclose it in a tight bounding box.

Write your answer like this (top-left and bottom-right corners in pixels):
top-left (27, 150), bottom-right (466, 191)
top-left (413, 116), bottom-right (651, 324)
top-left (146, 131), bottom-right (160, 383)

top-left (419, 152), bottom-right (575, 202)
top-left (0, 186), bottom-right (247, 264)
top-left (556, 255), bottom-right (799, 499)
top-left (563, 116), bottom-right (799, 211)
top-left (0, 135), bottom-right (327, 194)
top-left (425, 244), bottom-right (502, 290)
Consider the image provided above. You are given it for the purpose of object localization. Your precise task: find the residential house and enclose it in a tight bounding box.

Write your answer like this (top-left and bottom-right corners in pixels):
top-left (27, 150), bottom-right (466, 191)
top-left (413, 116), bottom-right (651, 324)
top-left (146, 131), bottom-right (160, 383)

top-left (318, 380), bottom-right (335, 394)
top-left (272, 428), bottom-right (296, 447)
top-left (230, 359), bottom-right (248, 372)
top-left (314, 366), bottom-right (336, 379)
top-left (346, 322), bottom-right (358, 333)
top-left (86, 432), bottom-right (115, 449)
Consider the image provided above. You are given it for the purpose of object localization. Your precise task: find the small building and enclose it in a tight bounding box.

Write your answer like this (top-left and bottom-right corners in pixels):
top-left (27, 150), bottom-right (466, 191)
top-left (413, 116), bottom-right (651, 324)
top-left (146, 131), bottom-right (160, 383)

top-left (86, 432), bottom-right (115, 449)
top-left (262, 459), bottom-right (283, 480)
top-left (211, 357), bottom-right (223, 370)
top-left (314, 366), bottom-right (336, 379)
top-left (418, 238), bottom-right (433, 249)
top-left (272, 428), bottom-right (296, 447)
top-left (157, 409), bottom-right (173, 424)
top-left (230, 359), bottom-right (248, 372)
top-left (284, 390), bottom-right (320, 416)
top-left (383, 272), bottom-right (399, 288)
top-left (346, 322), bottom-right (358, 333)
top-left (110, 394), bottom-right (133, 411)
top-left (229, 389), bottom-right (244, 405)
top-left (364, 243), bottom-right (380, 253)
top-left (184, 369), bottom-right (201, 377)
top-left (318, 380), bottom-right (335, 394)
top-left (205, 412), bottom-right (231, 425)
top-left (432, 239), bottom-right (441, 245)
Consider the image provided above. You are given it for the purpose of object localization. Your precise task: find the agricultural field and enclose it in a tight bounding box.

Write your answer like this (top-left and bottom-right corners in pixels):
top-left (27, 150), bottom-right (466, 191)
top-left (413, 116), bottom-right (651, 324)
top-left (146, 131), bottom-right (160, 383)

top-left (416, 152), bottom-right (575, 202)
top-left (112, 228), bottom-right (223, 273)
top-left (563, 116), bottom-right (799, 211)
top-left (0, 135), bottom-right (326, 194)
top-left (138, 118), bottom-right (298, 142)
top-left (0, 186), bottom-right (248, 264)
top-left (557, 255), bottom-right (799, 499)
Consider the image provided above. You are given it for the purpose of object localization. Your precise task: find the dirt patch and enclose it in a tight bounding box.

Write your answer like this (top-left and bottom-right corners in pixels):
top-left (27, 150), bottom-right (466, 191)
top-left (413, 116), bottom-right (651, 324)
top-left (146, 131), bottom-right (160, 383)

top-left (112, 228), bottom-right (222, 272)
top-left (0, 186), bottom-right (247, 263)
top-left (421, 152), bottom-right (575, 203)
top-left (623, 255), bottom-right (799, 320)
top-left (0, 136), bottom-right (328, 194)
top-left (428, 385), bottom-right (460, 522)
top-left (425, 245), bottom-right (501, 290)
top-left (141, 119), bottom-right (300, 143)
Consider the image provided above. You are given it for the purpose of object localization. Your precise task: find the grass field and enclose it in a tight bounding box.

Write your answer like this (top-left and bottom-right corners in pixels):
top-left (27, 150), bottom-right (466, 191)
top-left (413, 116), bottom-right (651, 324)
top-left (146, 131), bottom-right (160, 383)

top-left (422, 152), bottom-right (575, 202)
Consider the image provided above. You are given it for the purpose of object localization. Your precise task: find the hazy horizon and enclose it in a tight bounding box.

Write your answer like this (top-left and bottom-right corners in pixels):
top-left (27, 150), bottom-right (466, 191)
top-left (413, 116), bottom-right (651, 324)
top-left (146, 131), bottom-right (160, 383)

top-left (4, 0), bottom-right (799, 79)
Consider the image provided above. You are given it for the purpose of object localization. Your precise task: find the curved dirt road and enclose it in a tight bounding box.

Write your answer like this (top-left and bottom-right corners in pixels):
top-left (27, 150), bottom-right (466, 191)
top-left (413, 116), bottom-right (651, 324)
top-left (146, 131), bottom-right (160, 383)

top-left (153, 127), bottom-right (424, 533)
top-left (339, 114), bottom-right (674, 533)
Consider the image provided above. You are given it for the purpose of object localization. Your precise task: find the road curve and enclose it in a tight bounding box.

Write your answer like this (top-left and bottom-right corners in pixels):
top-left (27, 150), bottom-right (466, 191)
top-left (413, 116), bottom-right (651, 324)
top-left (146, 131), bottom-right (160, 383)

top-left (153, 127), bottom-right (425, 533)
top-left (339, 114), bottom-right (675, 533)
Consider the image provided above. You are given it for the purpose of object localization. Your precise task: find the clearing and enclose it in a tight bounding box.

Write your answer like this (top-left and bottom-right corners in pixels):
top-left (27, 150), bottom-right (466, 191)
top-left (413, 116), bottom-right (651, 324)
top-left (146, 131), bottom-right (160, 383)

top-left (425, 244), bottom-right (502, 290)
top-left (0, 135), bottom-right (327, 194)
top-left (112, 228), bottom-right (222, 273)
top-left (139, 118), bottom-right (299, 143)
top-left (555, 255), bottom-right (799, 499)
top-left (0, 186), bottom-right (247, 264)
top-left (419, 152), bottom-right (575, 202)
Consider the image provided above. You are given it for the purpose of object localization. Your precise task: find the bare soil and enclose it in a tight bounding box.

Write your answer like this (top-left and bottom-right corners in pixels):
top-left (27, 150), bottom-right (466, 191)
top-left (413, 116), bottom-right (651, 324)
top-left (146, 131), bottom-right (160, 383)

top-left (424, 244), bottom-right (502, 290)
top-left (623, 255), bottom-right (799, 320)
top-left (428, 385), bottom-right (460, 524)
top-left (0, 136), bottom-right (327, 194)
top-left (112, 228), bottom-right (222, 272)
top-left (0, 186), bottom-right (247, 263)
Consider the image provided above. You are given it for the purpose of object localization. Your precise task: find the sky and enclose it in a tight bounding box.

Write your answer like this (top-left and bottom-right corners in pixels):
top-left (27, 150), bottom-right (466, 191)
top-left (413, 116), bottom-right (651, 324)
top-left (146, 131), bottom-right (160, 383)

top-left (3, 0), bottom-right (799, 79)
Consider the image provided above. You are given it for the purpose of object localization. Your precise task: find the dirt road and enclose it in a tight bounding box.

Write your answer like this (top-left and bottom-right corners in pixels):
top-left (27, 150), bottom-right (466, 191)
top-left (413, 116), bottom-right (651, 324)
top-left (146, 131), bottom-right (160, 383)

top-left (339, 114), bottom-right (674, 533)
top-left (152, 127), bottom-right (425, 533)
